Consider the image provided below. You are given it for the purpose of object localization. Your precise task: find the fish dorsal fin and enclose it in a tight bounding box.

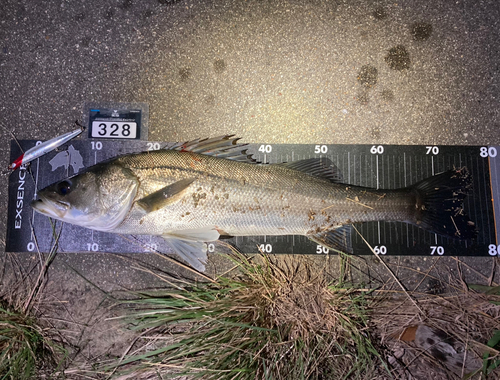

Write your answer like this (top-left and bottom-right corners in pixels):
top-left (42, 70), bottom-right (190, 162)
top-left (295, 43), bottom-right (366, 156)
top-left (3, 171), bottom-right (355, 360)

top-left (280, 157), bottom-right (343, 183)
top-left (308, 225), bottom-right (353, 254)
top-left (166, 135), bottom-right (257, 164)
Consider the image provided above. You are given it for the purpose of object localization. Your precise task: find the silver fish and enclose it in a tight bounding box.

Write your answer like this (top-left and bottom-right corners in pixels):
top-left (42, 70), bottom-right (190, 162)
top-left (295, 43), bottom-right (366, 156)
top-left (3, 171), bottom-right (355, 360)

top-left (31, 136), bottom-right (476, 271)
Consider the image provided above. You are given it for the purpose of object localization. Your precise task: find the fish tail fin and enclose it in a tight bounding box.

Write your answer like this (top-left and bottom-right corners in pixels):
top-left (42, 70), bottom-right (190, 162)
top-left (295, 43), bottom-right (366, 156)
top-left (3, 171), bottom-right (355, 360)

top-left (410, 167), bottom-right (476, 240)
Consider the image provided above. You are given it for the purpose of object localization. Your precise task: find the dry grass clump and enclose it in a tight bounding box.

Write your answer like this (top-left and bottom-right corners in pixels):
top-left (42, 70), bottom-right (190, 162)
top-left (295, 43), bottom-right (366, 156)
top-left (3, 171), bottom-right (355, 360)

top-left (0, 297), bottom-right (65, 380)
top-left (109, 253), bottom-right (385, 380)
top-left (0, 236), bottom-right (67, 380)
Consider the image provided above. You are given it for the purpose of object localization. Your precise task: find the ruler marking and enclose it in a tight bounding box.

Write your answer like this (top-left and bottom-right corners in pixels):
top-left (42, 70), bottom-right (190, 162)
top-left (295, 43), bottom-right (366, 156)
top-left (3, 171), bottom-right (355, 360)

top-left (376, 154), bottom-right (380, 190)
top-left (359, 154), bottom-right (367, 186)
top-left (353, 154), bottom-right (356, 185)
top-left (382, 155), bottom-right (387, 243)
top-left (403, 152), bottom-right (407, 187)
top-left (378, 221), bottom-right (381, 244)
top-left (368, 154), bottom-right (373, 242)
top-left (394, 154), bottom-right (397, 189)
top-left (371, 153), bottom-right (374, 188)
top-left (490, 150), bottom-right (499, 245)
top-left (482, 155), bottom-right (492, 245)
top-left (496, 149), bottom-right (500, 246)
top-left (348, 151), bottom-right (350, 184)
top-left (409, 155), bottom-right (412, 187)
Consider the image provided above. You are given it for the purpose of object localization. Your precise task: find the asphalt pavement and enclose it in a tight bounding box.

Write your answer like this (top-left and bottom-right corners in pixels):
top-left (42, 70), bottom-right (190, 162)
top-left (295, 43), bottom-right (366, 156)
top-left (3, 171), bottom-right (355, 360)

top-left (1, 0), bottom-right (500, 291)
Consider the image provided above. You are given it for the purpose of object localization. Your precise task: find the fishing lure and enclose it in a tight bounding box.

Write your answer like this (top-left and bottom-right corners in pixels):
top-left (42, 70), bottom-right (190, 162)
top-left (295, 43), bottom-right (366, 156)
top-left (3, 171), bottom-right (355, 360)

top-left (9, 126), bottom-right (84, 170)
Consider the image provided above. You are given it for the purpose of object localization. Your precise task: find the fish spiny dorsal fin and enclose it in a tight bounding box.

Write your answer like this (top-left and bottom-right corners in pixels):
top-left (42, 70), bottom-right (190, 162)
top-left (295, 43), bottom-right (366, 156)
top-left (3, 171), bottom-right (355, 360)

top-left (280, 157), bottom-right (344, 183)
top-left (166, 135), bottom-right (258, 164)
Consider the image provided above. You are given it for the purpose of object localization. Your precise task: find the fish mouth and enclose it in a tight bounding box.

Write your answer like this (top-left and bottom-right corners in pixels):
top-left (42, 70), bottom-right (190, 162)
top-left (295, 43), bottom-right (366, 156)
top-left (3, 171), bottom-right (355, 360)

top-left (31, 197), bottom-right (69, 219)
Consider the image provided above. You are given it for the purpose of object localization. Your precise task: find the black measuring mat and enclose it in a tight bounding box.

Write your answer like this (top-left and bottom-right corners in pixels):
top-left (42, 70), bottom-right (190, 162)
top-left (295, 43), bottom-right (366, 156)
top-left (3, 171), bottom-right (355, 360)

top-left (6, 141), bottom-right (499, 258)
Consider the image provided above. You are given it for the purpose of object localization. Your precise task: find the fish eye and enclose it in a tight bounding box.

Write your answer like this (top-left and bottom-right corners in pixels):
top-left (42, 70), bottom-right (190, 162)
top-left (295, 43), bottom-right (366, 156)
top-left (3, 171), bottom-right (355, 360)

top-left (57, 180), bottom-right (72, 196)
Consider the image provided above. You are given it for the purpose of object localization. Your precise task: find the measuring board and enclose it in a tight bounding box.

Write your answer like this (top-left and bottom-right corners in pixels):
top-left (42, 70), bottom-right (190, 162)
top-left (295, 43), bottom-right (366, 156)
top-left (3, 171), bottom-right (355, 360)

top-left (6, 140), bottom-right (500, 258)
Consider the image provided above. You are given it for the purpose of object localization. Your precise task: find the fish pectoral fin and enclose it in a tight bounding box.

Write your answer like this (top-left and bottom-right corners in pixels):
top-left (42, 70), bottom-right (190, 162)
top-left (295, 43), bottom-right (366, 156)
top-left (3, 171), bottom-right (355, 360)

top-left (161, 227), bottom-right (220, 271)
top-left (137, 178), bottom-right (195, 213)
top-left (162, 237), bottom-right (208, 272)
top-left (308, 225), bottom-right (353, 254)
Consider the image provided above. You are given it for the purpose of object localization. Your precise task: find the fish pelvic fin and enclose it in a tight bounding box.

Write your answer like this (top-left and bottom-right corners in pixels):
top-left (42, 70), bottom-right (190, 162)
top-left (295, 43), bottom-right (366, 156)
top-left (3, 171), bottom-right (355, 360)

top-left (308, 225), bottom-right (353, 254)
top-left (410, 167), bottom-right (476, 240)
top-left (137, 178), bottom-right (195, 213)
top-left (162, 227), bottom-right (220, 271)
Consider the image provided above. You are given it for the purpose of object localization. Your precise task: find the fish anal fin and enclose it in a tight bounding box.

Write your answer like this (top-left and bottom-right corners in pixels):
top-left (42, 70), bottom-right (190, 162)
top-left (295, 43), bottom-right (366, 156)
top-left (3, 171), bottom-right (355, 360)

top-left (280, 157), bottom-right (343, 183)
top-left (162, 237), bottom-right (208, 272)
top-left (161, 227), bottom-right (220, 271)
top-left (137, 178), bottom-right (194, 213)
top-left (308, 225), bottom-right (352, 254)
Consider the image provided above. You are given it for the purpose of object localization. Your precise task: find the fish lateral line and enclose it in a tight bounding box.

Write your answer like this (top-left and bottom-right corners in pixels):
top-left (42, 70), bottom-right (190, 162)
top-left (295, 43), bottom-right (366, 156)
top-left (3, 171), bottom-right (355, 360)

top-left (345, 197), bottom-right (374, 210)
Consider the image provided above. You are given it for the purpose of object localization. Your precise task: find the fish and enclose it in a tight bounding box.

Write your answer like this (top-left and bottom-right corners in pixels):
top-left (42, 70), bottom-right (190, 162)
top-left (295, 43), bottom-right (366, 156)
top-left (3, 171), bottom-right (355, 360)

top-left (9, 126), bottom-right (84, 170)
top-left (31, 136), bottom-right (476, 271)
